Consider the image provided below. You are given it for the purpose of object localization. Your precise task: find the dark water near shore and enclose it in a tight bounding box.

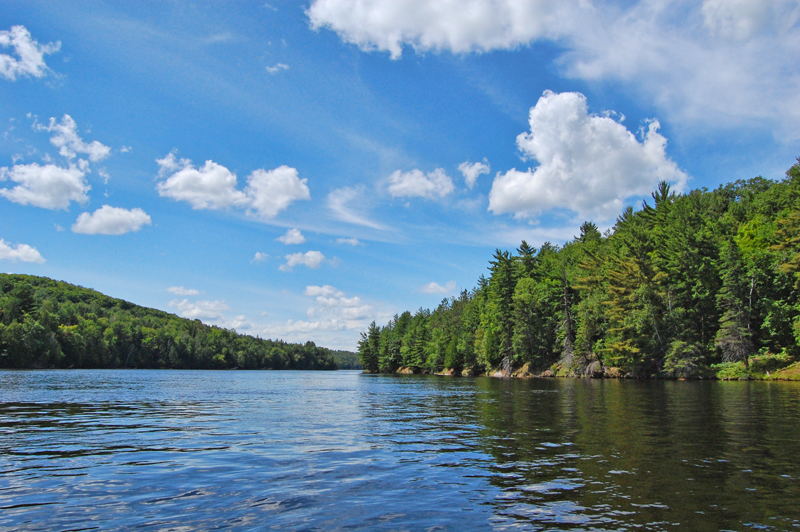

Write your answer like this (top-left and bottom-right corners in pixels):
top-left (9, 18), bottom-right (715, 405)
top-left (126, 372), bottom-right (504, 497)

top-left (2, 371), bottom-right (800, 531)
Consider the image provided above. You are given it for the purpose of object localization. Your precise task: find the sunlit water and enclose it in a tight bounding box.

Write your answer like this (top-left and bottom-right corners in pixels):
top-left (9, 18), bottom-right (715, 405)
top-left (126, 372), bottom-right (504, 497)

top-left (2, 370), bottom-right (800, 531)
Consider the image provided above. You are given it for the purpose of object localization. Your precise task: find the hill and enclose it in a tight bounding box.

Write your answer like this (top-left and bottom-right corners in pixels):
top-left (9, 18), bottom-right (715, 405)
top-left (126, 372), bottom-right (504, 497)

top-left (0, 274), bottom-right (337, 370)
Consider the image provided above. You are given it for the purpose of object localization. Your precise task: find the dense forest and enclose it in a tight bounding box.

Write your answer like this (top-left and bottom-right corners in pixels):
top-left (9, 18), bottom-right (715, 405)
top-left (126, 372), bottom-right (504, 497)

top-left (0, 274), bottom-right (340, 370)
top-left (331, 350), bottom-right (363, 369)
top-left (359, 161), bottom-right (800, 380)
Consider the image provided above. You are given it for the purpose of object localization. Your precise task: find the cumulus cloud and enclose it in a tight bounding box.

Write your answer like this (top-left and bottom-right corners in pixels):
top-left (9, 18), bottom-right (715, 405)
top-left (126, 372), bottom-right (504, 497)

top-left (336, 237), bottom-right (362, 246)
top-left (266, 62), bottom-right (289, 74)
top-left (280, 250), bottom-right (326, 271)
top-left (307, 0), bottom-right (558, 59)
top-left (245, 166), bottom-right (310, 218)
top-left (259, 284), bottom-right (391, 349)
top-left (0, 239), bottom-right (45, 263)
top-left (301, 284), bottom-right (374, 327)
top-left (35, 115), bottom-right (111, 162)
top-left (0, 162), bottom-right (89, 209)
top-left (327, 187), bottom-right (385, 229)
top-left (168, 299), bottom-right (230, 320)
top-left (167, 286), bottom-right (201, 296)
top-left (307, 0), bottom-right (800, 135)
top-left (252, 251), bottom-right (270, 263)
top-left (71, 205), bottom-right (151, 235)
top-left (156, 153), bottom-right (309, 218)
top-left (488, 91), bottom-right (687, 220)
top-left (419, 280), bottom-right (457, 294)
top-left (459, 159), bottom-right (490, 189)
top-left (156, 154), bottom-right (247, 210)
top-left (277, 228), bottom-right (306, 244)
top-left (387, 168), bottom-right (454, 199)
top-left (0, 25), bottom-right (60, 81)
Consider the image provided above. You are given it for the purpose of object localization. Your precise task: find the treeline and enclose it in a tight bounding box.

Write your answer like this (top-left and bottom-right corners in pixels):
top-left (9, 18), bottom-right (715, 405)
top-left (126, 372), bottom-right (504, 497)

top-left (331, 350), bottom-right (363, 369)
top-left (0, 274), bottom-right (338, 370)
top-left (359, 161), bottom-right (800, 379)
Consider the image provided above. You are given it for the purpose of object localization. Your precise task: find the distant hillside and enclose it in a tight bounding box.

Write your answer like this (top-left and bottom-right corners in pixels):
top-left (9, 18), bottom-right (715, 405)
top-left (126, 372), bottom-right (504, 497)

top-left (331, 350), bottom-right (362, 370)
top-left (0, 274), bottom-right (337, 370)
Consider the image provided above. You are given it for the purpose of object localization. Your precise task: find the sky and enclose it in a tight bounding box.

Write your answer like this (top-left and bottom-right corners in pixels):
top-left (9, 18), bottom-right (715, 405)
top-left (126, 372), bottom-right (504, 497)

top-left (1, 0), bottom-right (799, 350)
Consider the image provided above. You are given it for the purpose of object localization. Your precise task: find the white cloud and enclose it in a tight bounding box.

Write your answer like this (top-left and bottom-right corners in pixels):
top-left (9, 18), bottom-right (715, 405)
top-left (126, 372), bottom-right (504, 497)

top-left (305, 285), bottom-right (345, 298)
top-left (327, 187), bottom-right (385, 229)
top-left (387, 168), bottom-right (454, 199)
top-left (275, 284), bottom-right (376, 331)
top-left (336, 237), bottom-right (362, 246)
top-left (258, 284), bottom-right (391, 349)
top-left (72, 205), bottom-right (151, 235)
top-left (252, 251), bottom-right (270, 263)
top-left (702, 0), bottom-right (774, 40)
top-left (307, 0), bottom-right (800, 135)
top-left (458, 159), bottom-right (490, 189)
top-left (419, 280), bottom-right (457, 294)
top-left (266, 62), bottom-right (289, 74)
top-left (488, 91), bottom-right (687, 220)
top-left (0, 162), bottom-right (89, 209)
top-left (307, 0), bottom-right (558, 59)
top-left (156, 155), bottom-right (248, 210)
top-left (0, 239), bottom-right (45, 263)
top-left (0, 25), bottom-right (60, 81)
top-left (35, 115), bottom-right (111, 162)
top-left (245, 166), bottom-right (310, 219)
top-left (167, 286), bottom-right (201, 296)
top-left (120, 146), bottom-right (132, 153)
top-left (229, 315), bottom-right (251, 330)
top-left (168, 298), bottom-right (230, 320)
top-left (277, 228), bottom-right (306, 244)
top-left (280, 250), bottom-right (326, 271)
top-left (156, 153), bottom-right (310, 218)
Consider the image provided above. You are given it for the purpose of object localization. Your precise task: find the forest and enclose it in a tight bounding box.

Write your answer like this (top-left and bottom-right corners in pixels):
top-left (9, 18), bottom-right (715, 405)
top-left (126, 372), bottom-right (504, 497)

top-left (0, 274), bottom-right (340, 370)
top-left (358, 160), bottom-right (800, 380)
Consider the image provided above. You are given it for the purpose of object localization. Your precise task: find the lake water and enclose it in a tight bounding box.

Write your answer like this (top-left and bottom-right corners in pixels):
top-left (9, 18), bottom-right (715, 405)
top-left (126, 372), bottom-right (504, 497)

top-left (2, 370), bottom-right (800, 531)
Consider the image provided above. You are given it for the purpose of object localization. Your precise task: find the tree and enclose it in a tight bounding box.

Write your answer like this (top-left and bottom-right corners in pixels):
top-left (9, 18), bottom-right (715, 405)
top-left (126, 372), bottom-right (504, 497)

top-left (715, 241), bottom-right (755, 368)
top-left (358, 321), bottom-right (381, 373)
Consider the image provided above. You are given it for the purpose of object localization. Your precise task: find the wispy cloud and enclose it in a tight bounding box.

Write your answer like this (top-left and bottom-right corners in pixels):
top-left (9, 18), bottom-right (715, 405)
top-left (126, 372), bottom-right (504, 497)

top-left (167, 286), bottom-right (201, 296)
top-left (266, 63), bottom-right (289, 74)
top-left (327, 187), bottom-right (386, 229)
top-left (0, 25), bottom-right (60, 81)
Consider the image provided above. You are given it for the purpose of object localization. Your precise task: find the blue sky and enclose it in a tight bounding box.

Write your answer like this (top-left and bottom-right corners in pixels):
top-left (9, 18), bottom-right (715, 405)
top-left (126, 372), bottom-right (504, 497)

top-left (2, 0), bottom-right (799, 350)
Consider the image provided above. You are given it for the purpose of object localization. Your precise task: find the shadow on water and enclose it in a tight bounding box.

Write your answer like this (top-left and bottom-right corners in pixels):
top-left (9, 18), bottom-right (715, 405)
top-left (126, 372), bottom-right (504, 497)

top-left (2, 370), bottom-right (800, 530)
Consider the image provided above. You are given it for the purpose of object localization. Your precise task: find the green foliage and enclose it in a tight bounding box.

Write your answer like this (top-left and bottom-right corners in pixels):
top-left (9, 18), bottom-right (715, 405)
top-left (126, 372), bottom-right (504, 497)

top-left (0, 274), bottom-right (337, 370)
top-left (332, 350), bottom-right (361, 369)
top-left (359, 160), bottom-right (800, 378)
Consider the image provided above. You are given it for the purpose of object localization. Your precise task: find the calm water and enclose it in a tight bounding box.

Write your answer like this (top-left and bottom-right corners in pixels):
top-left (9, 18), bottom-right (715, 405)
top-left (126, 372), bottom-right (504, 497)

top-left (2, 371), bottom-right (800, 531)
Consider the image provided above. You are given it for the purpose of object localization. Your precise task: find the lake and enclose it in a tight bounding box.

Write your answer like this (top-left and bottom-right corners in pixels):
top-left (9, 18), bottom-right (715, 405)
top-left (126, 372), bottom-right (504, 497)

top-left (1, 370), bottom-right (800, 531)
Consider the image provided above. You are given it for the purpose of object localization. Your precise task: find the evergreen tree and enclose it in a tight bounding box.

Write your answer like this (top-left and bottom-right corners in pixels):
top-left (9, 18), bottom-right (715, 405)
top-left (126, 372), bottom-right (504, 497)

top-left (715, 242), bottom-right (755, 368)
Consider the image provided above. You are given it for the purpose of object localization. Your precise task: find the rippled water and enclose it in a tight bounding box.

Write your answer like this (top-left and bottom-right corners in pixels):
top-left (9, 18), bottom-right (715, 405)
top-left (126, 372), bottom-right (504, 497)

top-left (2, 371), bottom-right (800, 531)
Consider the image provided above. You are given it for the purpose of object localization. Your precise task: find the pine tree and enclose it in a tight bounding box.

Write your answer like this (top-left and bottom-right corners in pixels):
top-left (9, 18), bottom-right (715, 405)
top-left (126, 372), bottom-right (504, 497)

top-left (357, 321), bottom-right (381, 372)
top-left (715, 241), bottom-right (755, 368)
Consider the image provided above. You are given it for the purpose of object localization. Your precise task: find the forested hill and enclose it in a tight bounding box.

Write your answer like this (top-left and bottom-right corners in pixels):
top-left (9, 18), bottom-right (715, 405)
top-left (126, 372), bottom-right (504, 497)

top-left (0, 274), bottom-right (338, 370)
top-left (358, 160), bottom-right (800, 380)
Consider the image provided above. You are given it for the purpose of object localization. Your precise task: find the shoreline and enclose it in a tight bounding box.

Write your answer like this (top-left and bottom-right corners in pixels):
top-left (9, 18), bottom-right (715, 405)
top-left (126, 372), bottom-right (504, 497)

top-left (372, 359), bottom-right (800, 381)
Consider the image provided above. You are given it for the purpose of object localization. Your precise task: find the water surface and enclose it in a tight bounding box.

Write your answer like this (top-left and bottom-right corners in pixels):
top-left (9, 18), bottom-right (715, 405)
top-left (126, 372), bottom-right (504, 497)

top-left (2, 370), bottom-right (800, 530)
